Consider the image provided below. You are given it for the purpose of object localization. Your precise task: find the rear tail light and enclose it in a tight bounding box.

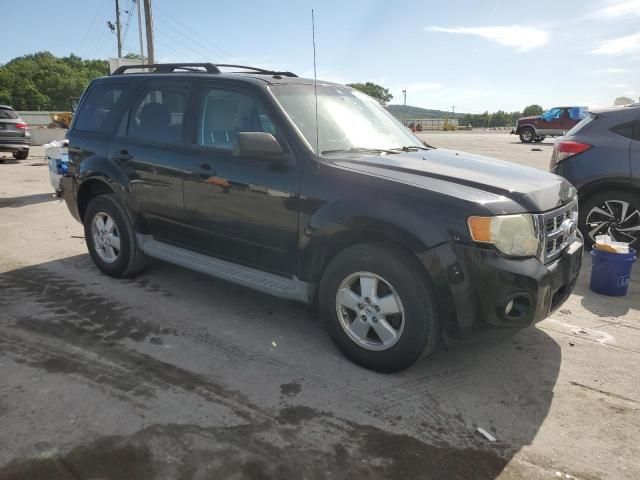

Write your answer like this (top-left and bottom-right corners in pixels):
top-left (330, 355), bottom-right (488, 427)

top-left (15, 122), bottom-right (28, 129)
top-left (551, 140), bottom-right (591, 166)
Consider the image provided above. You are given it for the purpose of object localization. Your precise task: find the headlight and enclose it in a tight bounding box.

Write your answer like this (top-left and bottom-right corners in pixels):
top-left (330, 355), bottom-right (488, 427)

top-left (468, 214), bottom-right (539, 257)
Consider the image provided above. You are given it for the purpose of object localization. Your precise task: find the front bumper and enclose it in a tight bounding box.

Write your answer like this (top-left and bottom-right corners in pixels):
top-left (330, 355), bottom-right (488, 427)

top-left (421, 239), bottom-right (583, 340)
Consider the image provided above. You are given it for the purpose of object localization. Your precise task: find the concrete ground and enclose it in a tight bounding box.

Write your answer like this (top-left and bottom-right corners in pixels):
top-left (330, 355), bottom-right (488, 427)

top-left (0, 136), bottom-right (638, 480)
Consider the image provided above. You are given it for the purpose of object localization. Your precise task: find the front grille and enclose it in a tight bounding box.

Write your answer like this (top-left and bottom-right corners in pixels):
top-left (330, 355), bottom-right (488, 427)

top-left (540, 199), bottom-right (579, 263)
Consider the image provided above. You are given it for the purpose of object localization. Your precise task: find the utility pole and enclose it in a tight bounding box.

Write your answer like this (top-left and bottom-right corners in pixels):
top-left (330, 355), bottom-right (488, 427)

top-left (451, 105), bottom-right (456, 115)
top-left (402, 89), bottom-right (407, 106)
top-left (136, 0), bottom-right (145, 61)
top-left (143, 0), bottom-right (155, 64)
top-left (115, 0), bottom-right (122, 58)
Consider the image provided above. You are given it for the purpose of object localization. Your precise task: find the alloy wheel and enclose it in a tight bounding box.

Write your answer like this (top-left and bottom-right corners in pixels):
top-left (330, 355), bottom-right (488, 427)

top-left (91, 212), bottom-right (121, 263)
top-left (335, 272), bottom-right (405, 351)
top-left (585, 200), bottom-right (640, 245)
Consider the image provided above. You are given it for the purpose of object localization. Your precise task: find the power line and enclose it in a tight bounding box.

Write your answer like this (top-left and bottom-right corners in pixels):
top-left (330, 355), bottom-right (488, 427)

top-left (154, 25), bottom-right (217, 63)
top-left (153, 5), bottom-right (240, 63)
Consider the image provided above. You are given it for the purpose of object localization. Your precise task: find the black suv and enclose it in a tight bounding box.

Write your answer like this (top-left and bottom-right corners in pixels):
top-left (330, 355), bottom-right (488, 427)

top-left (61, 63), bottom-right (583, 372)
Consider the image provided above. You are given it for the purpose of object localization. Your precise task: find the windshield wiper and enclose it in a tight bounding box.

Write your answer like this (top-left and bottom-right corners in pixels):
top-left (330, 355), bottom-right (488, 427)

top-left (321, 147), bottom-right (400, 155)
top-left (390, 145), bottom-right (433, 152)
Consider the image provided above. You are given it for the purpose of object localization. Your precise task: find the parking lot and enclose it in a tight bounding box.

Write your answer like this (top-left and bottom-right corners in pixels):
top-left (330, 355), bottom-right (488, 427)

top-left (0, 133), bottom-right (638, 479)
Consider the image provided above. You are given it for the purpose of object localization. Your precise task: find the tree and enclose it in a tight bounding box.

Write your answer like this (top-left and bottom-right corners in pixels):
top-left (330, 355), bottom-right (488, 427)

top-left (0, 51), bottom-right (109, 110)
top-left (523, 104), bottom-right (543, 117)
top-left (614, 96), bottom-right (633, 106)
top-left (347, 82), bottom-right (393, 105)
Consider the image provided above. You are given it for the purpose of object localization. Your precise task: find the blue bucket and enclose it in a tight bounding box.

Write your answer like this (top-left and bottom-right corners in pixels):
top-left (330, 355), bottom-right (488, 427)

top-left (590, 248), bottom-right (637, 296)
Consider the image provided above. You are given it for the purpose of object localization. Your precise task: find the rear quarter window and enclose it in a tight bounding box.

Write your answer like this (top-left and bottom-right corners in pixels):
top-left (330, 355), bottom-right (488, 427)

top-left (611, 121), bottom-right (634, 140)
top-left (73, 83), bottom-right (125, 133)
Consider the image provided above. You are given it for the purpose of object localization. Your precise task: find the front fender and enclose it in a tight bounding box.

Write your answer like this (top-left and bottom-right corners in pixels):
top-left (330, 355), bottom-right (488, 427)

top-left (297, 194), bottom-right (455, 283)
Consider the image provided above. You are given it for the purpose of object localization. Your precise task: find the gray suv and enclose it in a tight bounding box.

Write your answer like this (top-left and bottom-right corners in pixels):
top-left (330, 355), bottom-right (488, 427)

top-left (0, 106), bottom-right (30, 160)
top-left (551, 104), bottom-right (640, 247)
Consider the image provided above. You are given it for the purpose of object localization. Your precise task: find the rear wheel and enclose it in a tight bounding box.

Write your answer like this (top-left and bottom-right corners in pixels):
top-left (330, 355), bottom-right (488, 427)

top-left (519, 127), bottom-right (535, 143)
top-left (84, 194), bottom-right (146, 277)
top-left (13, 149), bottom-right (28, 160)
top-left (319, 243), bottom-right (439, 372)
top-left (579, 190), bottom-right (640, 248)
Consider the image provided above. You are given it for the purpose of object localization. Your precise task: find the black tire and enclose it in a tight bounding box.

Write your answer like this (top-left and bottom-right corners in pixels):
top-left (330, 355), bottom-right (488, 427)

top-left (519, 127), bottom-right (535, 143)
top-left (84, 193), bottom-right (146, 277)
top-left (579, 190), bottom-right (640, 249)
top-left (533, 136), bottom-right (546, 143)
top-left (13, 149), bottom-right (28, 160)
top-left (319, 243), bottom-right (439, 373)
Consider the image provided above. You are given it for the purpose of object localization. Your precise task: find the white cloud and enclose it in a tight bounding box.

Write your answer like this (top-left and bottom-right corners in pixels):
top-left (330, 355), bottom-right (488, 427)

top-left (592, 32), bottom-right (640, 55)
top-left (607, 83), bottom-right (629, 87)
top-left (425, 25), bottom-right (549, 51)
top-left (595, 0), bottom-right (640, 18)
top-left (624, 90), bottom-right (638, 95)
top-left (601, 67), bottom-right (627, 72)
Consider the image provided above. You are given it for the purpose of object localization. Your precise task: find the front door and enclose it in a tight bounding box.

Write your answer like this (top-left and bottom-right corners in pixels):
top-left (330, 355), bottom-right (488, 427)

top-left (181, 83), bottom-right (301, 276)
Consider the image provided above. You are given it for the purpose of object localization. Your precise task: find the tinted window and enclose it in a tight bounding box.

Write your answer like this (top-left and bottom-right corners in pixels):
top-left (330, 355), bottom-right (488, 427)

top-left (128, 83), bottom-right (189, 144)
top-left (0, 109), bottom-right (18, 120)
top-left (74, 84), bottom-right (124, 132)
top-left (612, 121), bottom-right (634, 140)
top-left (197, 88), bottom-right (278, 150)
top-left (566, 113), bottom-right (596, 136)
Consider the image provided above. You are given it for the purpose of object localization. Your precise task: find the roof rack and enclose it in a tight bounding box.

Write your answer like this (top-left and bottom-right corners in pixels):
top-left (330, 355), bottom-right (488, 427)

top-left (111, 62), bottom-right (297, 77)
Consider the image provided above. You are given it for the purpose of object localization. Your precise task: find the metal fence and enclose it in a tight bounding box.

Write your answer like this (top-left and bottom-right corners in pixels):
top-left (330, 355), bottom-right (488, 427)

top-left (17, 111), bottom-right (55, 127)
top-left (400, 118), bottom-right (459, 130)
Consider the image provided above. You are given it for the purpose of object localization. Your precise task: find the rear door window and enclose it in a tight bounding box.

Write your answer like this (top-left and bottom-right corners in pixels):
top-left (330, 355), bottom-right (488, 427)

top-left (127, 82), bottom-right (190, 144)
top-left (74, 83), bottom-right (124, 132)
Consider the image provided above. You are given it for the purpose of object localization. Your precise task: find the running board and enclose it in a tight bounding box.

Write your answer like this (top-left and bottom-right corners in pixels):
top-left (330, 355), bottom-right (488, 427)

top-left (137, 235), bottom-right (313, 303)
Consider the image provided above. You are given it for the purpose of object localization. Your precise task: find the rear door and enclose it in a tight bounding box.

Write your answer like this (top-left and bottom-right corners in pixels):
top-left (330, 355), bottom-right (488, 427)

top-left (109, 79), bottom-right (192, 242)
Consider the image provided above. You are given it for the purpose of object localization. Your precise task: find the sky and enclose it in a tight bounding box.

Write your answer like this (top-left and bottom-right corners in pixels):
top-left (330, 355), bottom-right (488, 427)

top-left (2, 0), bottom-right (639, 113)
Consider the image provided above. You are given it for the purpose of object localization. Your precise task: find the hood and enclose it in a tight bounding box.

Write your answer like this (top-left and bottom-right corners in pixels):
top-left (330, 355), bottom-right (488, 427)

top-left (518, 115), bottom-right (540, 124)
top-left (329, 149), bottom-right (576, 213)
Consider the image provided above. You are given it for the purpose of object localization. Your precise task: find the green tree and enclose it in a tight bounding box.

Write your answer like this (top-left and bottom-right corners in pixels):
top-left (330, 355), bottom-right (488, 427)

top-left (347, 82), bottom-right (393, 105)
top-left (0, 51), bottom-right (109, 110)
top-left (614, 96), bottom-right (633, 106)
top-left (523, 104), bottom-right (544, 116)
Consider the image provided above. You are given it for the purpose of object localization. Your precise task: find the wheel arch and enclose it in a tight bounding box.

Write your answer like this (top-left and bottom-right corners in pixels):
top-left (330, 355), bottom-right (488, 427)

top-left (578, 177), bottom-right (640, 203)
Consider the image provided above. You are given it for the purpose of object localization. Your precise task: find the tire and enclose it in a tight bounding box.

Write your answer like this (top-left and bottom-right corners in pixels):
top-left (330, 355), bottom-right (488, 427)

top-left (319, 243), bottom-right (439, 373)
top-left (13, 149), bottom-right (28, 160)
top-left (533, 136), bottom-right (546, 143)
top-left (84, 193), bottom-right (146, 277)
top-left (519, 127), bottom-right (535, 143)
top-left (579, 190), bottom-right (640, 249)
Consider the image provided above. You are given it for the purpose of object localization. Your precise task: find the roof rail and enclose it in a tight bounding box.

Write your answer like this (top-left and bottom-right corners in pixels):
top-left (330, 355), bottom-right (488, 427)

top-left (111, 63), bottom-right (221, 75)
top-left (111, 62), bottom-right (297, 77)
top-left (214, 64), bottom-right (297, 77)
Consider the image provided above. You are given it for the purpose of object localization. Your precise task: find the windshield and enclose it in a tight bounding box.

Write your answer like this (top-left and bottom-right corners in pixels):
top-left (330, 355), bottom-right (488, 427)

top-left (269, 84), bottom-right (424, 155)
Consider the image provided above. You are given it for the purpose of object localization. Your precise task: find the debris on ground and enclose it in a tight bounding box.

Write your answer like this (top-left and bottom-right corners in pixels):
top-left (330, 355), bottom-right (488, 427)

top-left (476, 427), bottom-right (496, 442)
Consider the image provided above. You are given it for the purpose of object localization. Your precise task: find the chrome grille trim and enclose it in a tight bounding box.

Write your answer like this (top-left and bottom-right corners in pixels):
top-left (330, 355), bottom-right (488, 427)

top-left (536, 199), bottom-right (579, 264)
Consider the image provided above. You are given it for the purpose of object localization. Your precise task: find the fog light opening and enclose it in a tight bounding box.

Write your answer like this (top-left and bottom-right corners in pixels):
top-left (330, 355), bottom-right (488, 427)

top-left (503, 294), bottom-right (532, 321)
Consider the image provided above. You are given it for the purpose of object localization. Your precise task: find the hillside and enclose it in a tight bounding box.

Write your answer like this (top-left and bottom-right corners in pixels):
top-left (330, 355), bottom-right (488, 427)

top-left (387, 104), bottom-right (464, 120)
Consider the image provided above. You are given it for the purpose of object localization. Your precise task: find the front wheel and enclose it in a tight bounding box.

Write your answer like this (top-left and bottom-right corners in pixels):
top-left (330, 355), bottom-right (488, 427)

top-left (84, 193), bottom-right (146, 277)
top-left (519, 127), bottom-right (535, 143)
top-left (319, 243), bottom-right (439, 372)
top-left (579, 191), bottom-right (640, 249)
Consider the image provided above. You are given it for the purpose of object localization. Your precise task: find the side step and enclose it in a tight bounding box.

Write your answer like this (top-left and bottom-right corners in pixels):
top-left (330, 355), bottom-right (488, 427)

top-left (137, 235), bottom-right (313, 303)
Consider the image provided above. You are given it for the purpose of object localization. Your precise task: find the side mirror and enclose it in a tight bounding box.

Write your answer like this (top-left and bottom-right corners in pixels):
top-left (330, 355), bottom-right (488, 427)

top-left (235, 132), bottom-right (283, 158)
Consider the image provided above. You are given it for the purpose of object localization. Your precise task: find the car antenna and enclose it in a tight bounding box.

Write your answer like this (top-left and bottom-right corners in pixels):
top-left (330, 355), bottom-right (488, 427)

top-left (312, 9), bottom-right (320, 168)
